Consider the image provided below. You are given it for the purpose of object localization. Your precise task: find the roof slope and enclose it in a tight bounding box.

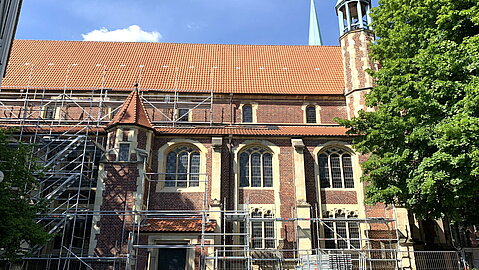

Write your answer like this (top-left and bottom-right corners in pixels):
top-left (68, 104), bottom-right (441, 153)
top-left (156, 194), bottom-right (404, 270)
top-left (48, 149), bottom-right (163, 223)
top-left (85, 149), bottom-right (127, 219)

top-left (155, 126), bottom-right (349, 136)
top-left (2, 40), bottom-right (344, 95)
top-left (108, 88), bottom-right (153, 129)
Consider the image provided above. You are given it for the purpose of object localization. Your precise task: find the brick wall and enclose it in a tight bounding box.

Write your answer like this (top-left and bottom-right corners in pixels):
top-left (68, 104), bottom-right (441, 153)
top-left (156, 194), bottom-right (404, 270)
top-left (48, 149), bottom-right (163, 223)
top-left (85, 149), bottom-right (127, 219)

top-left (95, 164), bottom-right (139, 258)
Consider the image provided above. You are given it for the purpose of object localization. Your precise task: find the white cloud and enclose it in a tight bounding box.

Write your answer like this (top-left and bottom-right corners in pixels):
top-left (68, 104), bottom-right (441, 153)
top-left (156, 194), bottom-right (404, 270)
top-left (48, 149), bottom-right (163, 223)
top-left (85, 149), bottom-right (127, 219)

top-left (81, 25), bottom-right (161, 42)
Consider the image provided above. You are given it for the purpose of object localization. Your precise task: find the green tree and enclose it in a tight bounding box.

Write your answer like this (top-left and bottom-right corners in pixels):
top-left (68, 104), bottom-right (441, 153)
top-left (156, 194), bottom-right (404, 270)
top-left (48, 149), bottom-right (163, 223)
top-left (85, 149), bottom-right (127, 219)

top-left (0, 129), bottom-right (50, 261)
top-left (338, 0), bottom-right (479, 225)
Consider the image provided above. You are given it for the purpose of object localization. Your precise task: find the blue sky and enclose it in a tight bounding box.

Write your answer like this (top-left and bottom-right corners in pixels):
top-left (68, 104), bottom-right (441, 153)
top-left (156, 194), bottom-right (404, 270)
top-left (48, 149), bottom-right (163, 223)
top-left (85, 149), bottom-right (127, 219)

top-left (15, 0), bottom-right (379, 46)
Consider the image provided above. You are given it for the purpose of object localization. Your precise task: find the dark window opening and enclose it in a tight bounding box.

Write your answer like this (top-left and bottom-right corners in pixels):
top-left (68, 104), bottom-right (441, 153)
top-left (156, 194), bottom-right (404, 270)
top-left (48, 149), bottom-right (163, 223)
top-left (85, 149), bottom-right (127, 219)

top-left (44, 106), bottom-right (55, 119)
top-left (119, 143), bottom-right (130, 161)
top-left (242, 105), bottom-right (253, 123)
top-left (306, 106), bottom-right (316, 123)
top-left (178, 108), bottom-right (189, 122)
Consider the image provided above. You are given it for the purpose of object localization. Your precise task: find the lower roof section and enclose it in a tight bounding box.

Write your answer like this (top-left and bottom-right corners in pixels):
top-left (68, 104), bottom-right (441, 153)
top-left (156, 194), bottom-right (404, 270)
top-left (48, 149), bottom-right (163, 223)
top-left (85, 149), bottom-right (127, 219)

top-left (2, 125), bottom-right (349, 137)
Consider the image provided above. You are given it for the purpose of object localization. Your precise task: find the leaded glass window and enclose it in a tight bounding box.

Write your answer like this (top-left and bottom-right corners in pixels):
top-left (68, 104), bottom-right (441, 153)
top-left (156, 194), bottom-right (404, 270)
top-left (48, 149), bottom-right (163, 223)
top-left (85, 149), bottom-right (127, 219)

top-left (249, 209), bottom-right (275, 249)
top-left (306, 106), bottom-right (316, 123)
top-left (242, 105), bottom-right (253, 123)
top-left (251, 210), bottom-right (263, 248)
top-left (318, 148), bottom-right (355, 188)
top-left (165, 145), bottom-right (200, 187)
top-left (322, 211), bottom-right (360, 249)
top-left (264, 210), bottom-right (275, 248)
top-left (239, 146), bottom-right (273, 188)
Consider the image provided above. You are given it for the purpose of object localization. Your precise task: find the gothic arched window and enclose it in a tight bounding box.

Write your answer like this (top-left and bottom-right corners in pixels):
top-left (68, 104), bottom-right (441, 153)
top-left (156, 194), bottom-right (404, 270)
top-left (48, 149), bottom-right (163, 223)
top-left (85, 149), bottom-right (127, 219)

top-left (239, 146), bottom-right (273, 187)
top-left (165, 145), bottom-right (200, 187)
top-left (318, 147), bottom-right (354, 188)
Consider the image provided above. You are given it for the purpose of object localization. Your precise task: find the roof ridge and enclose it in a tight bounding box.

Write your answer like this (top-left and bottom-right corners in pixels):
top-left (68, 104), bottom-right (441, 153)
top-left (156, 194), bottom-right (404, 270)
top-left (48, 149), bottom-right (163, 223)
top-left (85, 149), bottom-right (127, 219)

top-left (13, 39), bottom-right (342, 47)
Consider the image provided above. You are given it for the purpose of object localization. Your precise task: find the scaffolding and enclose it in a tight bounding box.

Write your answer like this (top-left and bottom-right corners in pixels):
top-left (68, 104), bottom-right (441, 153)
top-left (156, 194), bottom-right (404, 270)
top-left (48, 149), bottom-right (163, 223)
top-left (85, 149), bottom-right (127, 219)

top-left (0, 64), bottom-right (410, 270)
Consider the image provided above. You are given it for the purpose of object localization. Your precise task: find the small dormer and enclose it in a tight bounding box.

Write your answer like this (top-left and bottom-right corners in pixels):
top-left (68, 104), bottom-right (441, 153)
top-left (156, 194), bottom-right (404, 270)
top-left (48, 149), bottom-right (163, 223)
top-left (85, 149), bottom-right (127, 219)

top-left (336, 0), bottom-right (372, 35)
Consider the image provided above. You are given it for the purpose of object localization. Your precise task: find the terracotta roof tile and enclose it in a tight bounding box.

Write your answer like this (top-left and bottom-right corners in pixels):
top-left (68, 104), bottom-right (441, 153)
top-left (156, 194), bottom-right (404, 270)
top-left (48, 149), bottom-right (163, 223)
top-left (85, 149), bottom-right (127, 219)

top-left (107, 88), bottom-right (153, 129)
top-left (2, 40), bottom-right (344, 95)
top-left (138, 219), bottom-right (216, 232)
top-left (155, 126), bottom-right (349, 137)
top-left (2, 124), bottom-right (349, 137)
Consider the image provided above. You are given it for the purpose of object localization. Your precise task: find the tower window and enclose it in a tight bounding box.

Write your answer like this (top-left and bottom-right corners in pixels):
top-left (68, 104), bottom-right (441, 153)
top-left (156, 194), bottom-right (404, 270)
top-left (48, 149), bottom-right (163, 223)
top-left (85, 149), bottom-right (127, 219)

top-left (318, 148), bottom-right (354, 188)
top-left (242, 105), bottom-right (253, 123)
top-left (306, 106), bottom-right (317, 123)
top-left (119, 143), bottom-right (130, 161)
top-left (239, 146), bottom-right (273, 188)
top-left (165, 145), bottom-right (200, 187)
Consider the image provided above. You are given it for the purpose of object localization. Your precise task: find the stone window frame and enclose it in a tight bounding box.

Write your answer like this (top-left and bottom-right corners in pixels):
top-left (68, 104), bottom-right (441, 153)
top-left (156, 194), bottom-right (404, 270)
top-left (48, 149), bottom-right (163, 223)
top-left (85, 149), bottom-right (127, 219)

top-left (314, 143), bottom-right (359, 190)
top-left (302, 103), bottom-right (321, 124)
top-left (239, 103), bottom-right (258, 124)
top-left (322, 209), bottom-right (360, 249)
top-left (157, 139), bottom-right (208, 193)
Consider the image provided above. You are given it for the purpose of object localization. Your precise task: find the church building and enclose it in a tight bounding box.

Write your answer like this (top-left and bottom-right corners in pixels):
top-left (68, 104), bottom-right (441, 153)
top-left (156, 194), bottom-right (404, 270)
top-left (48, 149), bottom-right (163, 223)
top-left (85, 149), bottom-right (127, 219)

top-left (0, 0), bottom-right (477, 269)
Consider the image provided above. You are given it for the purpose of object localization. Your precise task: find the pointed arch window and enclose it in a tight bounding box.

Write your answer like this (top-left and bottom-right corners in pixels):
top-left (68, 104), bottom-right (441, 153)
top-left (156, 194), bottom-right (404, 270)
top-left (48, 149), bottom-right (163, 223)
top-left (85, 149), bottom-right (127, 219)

top-left (239, 146), bottom-right (273, 188)
top-left (318, 147), bottom-right (354, 188)
top-left (165, 145), bottom-right (200, 187)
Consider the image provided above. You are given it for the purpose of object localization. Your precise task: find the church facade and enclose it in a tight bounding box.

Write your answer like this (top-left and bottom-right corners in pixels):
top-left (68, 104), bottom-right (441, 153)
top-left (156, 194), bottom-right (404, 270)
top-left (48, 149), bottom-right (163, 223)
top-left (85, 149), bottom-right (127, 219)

top-left (0, 0), bottom-right (477, 269)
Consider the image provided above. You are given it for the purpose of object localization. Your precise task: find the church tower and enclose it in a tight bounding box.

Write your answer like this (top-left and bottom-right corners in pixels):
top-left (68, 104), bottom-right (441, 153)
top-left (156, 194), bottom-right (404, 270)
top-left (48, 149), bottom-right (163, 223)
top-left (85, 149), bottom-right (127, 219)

top-left (336, 0), bottom-right (375, 119)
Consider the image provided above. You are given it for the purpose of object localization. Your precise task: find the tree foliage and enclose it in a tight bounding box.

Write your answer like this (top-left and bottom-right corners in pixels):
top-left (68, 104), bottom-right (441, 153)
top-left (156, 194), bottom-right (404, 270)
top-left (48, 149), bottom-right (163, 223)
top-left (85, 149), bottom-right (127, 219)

top-left (0, 130), bottom-right (49, 261)
top-left (339, 0), bottom-right (479, 225)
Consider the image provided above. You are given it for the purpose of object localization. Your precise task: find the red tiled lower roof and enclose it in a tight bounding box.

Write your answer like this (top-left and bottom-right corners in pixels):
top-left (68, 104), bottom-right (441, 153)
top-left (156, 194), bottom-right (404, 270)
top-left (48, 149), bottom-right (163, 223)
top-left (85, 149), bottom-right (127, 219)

top-left (155, 126), bottom-right (349, 137)
top-left (1, 124), bottom-right (349, 137)
top-left (3, 40), bottom-right (344, 95)
top-left (138, 219), bottom-right (216, 232)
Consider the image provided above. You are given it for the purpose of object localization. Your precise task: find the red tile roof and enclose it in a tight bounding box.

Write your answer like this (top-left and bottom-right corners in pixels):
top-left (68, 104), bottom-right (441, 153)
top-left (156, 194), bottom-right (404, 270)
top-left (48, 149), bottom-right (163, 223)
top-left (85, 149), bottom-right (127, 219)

top-left (155, 126), bottom-right (349, 137)
top-left (138, 219), bottom-right (216, 232)
top-left (2, 40), bottom-right (344, 95)
top-left (107, 88), bottom-right (154, 130)
top-left (1, 124), bottom-right (349, 137)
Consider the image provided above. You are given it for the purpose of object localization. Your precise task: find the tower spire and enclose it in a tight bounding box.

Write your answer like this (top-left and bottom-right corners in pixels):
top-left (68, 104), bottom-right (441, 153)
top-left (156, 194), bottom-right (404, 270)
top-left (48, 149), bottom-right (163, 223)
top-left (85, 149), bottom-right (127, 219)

top-left (308, 0), bottom-right (323, 46)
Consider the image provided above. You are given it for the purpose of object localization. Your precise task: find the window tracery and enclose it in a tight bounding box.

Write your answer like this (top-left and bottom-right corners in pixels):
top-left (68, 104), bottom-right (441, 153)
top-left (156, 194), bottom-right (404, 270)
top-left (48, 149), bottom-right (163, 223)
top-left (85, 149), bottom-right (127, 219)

top-left (318, 147), bottom-right (354, 188)
top-left (239, 146), bottom-right (273, 188)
